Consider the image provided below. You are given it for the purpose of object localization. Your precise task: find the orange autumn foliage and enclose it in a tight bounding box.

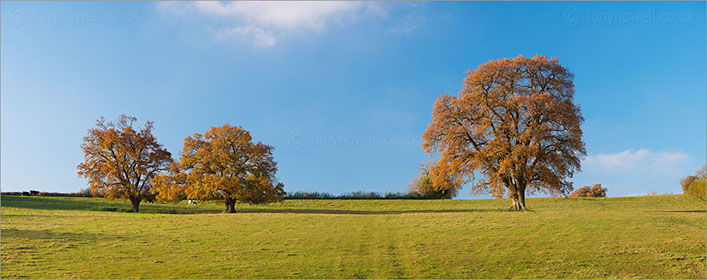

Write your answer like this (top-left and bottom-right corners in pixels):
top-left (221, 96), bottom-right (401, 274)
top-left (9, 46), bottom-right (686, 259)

top-left (154, 124), bottom-right (284, 213)
top-left (422, 55), bottom-right (586, 210)
top-left (568, 184), bottom-right (607, 198)
top-left (77, 115), bottom-right (172, 212)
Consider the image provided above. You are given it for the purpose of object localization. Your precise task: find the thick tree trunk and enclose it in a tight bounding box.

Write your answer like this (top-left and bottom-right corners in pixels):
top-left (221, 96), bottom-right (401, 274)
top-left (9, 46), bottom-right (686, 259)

top-left (129, 197), bottom-right (141, 213)
top-left (224, 198), bottom-right (236, 213)
top-left (510, 185), bottom-right (527, 211)
top-left (518, 189), bottom-right (526, 210)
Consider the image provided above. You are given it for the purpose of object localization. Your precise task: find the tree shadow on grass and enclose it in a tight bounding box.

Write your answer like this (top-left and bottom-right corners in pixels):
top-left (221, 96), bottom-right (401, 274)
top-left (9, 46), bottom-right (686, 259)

top-left (645, 210), bottom-right (706, 213)
top-left (2, 228), bottom-right (130, 242)
top-left (2, 196), bottom-right (511, 215)
top-left (226, 208), bottom-right (509, 215)
top-left (1, 196), bottom-right (186, 214)
top-left (2, 196), bottom-right (128, 210)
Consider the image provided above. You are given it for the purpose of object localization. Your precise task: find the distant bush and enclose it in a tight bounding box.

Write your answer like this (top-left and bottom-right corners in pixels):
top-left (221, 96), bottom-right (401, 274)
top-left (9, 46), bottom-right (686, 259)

top-left (681, 165), bottom-right (706, 199)
top-left (407, 160), bottom-right (459, 199)
top-left (685, 178), bottom-right (706, 199)
top-left (341, 191), bottom-right (381, 199)
top-left (285, 191), bottom-right (335, 199)
top-left (568, 184), bottom-right (607, 198)
top-left (681, 176), bottom-right (697, 193)
top-left (38, 191), bottom-right (94, 197)
top-left (1, 192), bottom-right (23, 196)
top-left (644, 190), bottom-right (658, 196)
top-left (1, 191), bottom-right (95, 197)
top-left (384, 192), bottom-right (424, 199)
top-left (79, 188), bottom-right (93, 197)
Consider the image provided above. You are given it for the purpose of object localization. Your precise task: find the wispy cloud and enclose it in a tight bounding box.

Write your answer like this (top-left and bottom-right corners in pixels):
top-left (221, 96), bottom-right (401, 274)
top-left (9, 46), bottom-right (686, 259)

top-left (582, 148), bottom-right (688, 173)
top-left (157, 1), bottom-right (383, 47)
top-left (573, 149), bottom-right (691, 196)
top-left (385, 13), bottom-right (426, 34)
top-left (214, 25), bottom-right (276, 47)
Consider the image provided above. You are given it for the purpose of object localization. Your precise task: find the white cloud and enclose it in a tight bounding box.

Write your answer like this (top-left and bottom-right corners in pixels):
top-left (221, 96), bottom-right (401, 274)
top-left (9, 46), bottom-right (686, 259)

top-left (573, 149), bottom-right (691, 197)
top-left (157, 1), bottom-right (380, 47)
top-left (582, 148), bottom-right (688, 173)
top-left (195, 1), bottom-right (361, 32)
top-left (215, 25), bottom-right (276, 47)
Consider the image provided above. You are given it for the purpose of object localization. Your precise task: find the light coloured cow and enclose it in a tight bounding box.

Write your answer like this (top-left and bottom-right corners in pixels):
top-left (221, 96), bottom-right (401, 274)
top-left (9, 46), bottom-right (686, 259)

top-left (187, 199), bottom-right (197, 206)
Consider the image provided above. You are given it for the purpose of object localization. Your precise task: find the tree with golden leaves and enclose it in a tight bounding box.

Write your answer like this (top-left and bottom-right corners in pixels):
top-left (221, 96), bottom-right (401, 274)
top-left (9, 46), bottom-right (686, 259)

top-left (77, 115), bottom-right (172, 212)
top-left (422, 55), bottom-right (586, 210)
top-left (407, 160), bottom-right (459, 199)
top-left (154, 124), bottom-right (284, 213)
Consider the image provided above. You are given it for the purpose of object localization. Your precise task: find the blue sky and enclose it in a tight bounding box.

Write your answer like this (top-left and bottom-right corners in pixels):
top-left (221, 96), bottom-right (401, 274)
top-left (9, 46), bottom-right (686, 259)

top-left (2, 1), bottom-right (705, 199)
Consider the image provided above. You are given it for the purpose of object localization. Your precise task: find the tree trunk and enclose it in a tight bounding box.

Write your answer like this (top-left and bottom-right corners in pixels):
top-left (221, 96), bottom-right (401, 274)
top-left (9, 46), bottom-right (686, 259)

top-left (510, 186), bottom-right (527, 211)
top-left (518, 189), bottom-right (526, 210)
top-left (224, 198), bottom-right (236, 213)
top-left (129, 197), bottom-right (141, 213)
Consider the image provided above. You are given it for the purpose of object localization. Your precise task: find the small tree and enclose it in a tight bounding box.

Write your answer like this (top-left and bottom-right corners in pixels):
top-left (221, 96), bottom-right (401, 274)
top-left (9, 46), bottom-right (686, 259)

top-left (407, 160), bottom-right (459, 199)
top-left (681, 176), bottom-right (697, 193)
top-left (422, 55), bottom-right (586, 210)
top-left (77, 115), bottom-right (172, 212)
top-left (681, 165), bottom-right (707, 199)
top-left (686, 178), bottom-right (706, 199)
top-left (155, 124), bottom-right (284, 213)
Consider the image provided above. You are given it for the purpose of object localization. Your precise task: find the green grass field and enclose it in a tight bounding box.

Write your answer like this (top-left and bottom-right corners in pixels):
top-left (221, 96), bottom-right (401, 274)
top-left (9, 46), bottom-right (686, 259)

top-left (1, 194), bottom-right (705, 279)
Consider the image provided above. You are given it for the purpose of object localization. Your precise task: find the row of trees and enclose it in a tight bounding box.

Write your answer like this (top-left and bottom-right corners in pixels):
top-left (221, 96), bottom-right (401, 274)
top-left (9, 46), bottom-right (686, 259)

top-left (78, 55), bottom-right (587, 212)
top-left (77, 116), bottom-right (283, 212)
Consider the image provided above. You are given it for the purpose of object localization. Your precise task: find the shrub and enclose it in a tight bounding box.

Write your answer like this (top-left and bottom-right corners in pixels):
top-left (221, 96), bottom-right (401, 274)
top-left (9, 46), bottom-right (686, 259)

top-left (681, 176), bottom-right (697, 193)
top-left (408, 160), bottom-right (458, 199)
top-left (79, 188), bottom-right (93, 197)
top-left (2, 190), bottom-right (98, 198)
top-left (37, 191), bottom-right (95, 197)
top-left (568, 184), bottom-right (607, 198)
top-left (685, 178), bottom-right (706, 199)
top-left (1, 192), bottom-right (23, 196)
top-left (681, 165), bottom-right (706, 199)
top-left (285, 191), bottom-right (335, 199)
top-left (342, 191), bottom-right (381, 199)
top-left (384, 192), bottom-right (419, 199)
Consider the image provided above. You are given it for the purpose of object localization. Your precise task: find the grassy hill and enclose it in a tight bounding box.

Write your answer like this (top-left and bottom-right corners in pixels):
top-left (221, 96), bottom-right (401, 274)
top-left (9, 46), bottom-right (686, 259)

top-left (1, 194), bottom-right (705, 279)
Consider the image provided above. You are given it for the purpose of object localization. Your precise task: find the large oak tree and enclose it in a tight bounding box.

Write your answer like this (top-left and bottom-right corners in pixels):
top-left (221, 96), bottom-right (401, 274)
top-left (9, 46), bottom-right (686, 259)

top-left (422, 55), bottom-right (586, 210)
top-left (77, 115), bottom-right (172, 212)
top-left (154, 124), bottom-right (284, 213)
